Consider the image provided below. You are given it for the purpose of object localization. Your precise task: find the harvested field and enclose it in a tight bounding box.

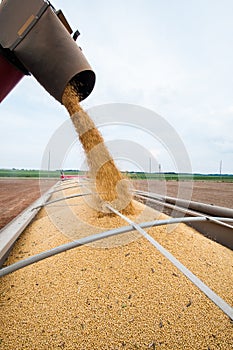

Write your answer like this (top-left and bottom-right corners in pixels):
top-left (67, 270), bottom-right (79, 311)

top-left (0, 181), bottom-right (232, 349)
top-left (0, 178), bottom-right (57, 230)
top-left (133, 180), bottom-right (233, 209)
top-left (0, 179), bottom-right (232, 232)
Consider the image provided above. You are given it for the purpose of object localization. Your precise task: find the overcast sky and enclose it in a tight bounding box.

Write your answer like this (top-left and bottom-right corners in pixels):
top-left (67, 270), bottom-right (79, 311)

top-left (1, 0), bottom-right (233, 174)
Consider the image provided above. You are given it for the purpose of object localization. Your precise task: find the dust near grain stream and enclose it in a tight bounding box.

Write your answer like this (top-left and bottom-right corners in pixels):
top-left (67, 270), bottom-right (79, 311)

top-left (62, 83), bottom-right (135, 215)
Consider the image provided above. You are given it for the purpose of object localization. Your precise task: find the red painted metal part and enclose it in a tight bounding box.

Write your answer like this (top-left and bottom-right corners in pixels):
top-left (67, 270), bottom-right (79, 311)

top-left (60, 174), bottom-right (86, 180)
top-left (0, 53), bottom-right (24, 102)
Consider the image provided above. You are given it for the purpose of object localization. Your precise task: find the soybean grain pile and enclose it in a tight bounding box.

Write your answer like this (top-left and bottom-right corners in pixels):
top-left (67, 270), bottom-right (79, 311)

top-left (0, 181), bottom-right (233, 349)
top-left (1, 85), bottom-right (233, 349)
top-left (62, 84), bottom-right (134, 215)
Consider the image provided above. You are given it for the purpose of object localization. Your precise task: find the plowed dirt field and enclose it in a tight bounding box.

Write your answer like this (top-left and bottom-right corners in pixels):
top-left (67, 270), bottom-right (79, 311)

top-left (0, 179), bottom-right (232, 230)
top-left (0, 178), bottom-right (57, 229)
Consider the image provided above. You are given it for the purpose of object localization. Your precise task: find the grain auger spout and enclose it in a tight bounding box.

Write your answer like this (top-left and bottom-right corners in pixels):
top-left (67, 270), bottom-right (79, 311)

top-left (0, 0), bottom-right (95, 103)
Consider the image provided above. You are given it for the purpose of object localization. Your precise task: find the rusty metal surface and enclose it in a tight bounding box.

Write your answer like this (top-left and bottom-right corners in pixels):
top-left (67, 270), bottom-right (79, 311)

top-left (15, 6), bottom-right (95, 102)
top-left (0, 0), bottom-right (95, 102)
top-left (0, 0), bottom-right (45, 48)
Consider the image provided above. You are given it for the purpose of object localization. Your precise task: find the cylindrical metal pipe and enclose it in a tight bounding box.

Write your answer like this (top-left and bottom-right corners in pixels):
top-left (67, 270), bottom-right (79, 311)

top-left (1, 215), bottom-right (233, 277)
top-left (0, 0), bottom-right (95, 103)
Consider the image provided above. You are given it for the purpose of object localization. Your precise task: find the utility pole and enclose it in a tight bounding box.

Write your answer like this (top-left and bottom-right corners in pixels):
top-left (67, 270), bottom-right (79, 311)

top-left (48, 150), bottom-right (51, 177)
top-left (149, 157), bottom-right (152, 173)
top-left (219, 160), bottom-right (222, 175)
top-left (158, 163), bottom-right (161, 179)
top-left (219, 160), bottom-right (222, 182)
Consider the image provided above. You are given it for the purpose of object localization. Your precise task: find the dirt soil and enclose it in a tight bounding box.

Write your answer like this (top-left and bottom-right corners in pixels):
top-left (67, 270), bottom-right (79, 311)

top-left (0, 179), bottom-right (232, 231)
top-left (0, 178), bottom-right (57, 230)
top-left (133, 180), bottom-right (233, 209)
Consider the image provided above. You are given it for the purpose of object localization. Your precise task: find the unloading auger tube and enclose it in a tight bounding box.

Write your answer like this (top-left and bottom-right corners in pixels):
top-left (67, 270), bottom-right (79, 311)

top-left (0, 0), bottom-right (95, 103)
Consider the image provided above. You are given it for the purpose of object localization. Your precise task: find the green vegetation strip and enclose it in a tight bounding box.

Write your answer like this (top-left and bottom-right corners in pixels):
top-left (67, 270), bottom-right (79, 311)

top-left (0, 169), bottom-right (232, 181)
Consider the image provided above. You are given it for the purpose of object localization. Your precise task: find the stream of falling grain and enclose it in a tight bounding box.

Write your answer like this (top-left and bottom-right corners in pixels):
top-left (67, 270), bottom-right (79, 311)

top-left (62, 84), bottom-right (134, 214)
